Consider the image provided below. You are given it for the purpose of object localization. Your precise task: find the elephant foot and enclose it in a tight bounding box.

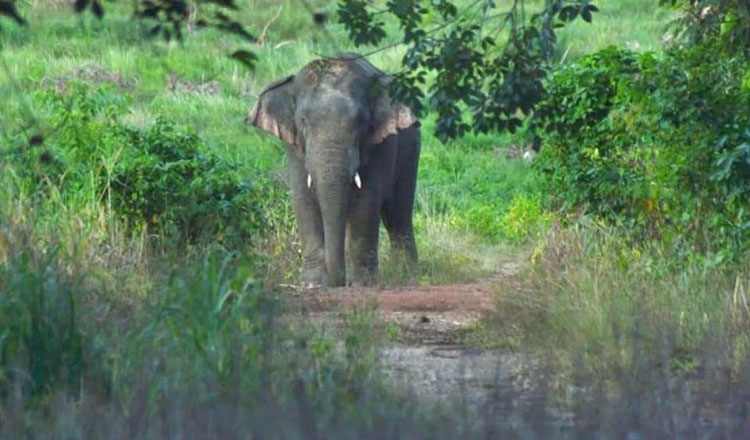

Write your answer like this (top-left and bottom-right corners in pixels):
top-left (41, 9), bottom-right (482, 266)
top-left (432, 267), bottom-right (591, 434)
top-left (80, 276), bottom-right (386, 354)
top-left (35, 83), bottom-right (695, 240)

top-left (301, 267), bottom-right (328, 288)
top-left (350, 268), bottom-right (378, 287)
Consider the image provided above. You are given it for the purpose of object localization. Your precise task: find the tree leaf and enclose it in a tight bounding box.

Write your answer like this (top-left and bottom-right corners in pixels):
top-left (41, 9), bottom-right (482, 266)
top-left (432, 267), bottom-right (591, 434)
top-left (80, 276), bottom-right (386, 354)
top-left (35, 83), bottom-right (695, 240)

top-left (230, 50), bottom-right (257, 71)
top-left (581, 8), bottom-right (592, 23)
top-left (91, 0), bottom-right (104, 19)
top-left (0, 0), bottom-right (25, 25)
top-left (73, 0), bottom-right (89, 13)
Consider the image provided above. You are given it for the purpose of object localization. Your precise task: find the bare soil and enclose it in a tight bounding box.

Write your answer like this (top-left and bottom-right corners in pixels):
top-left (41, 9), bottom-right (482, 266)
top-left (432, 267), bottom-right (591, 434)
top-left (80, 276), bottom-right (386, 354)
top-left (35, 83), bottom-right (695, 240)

top-left (283, 262), bottom-right (557, 430)
top-left (292, 281), bottom-right (497, 344)
top-left (288, 261), bottom-right (521, 344)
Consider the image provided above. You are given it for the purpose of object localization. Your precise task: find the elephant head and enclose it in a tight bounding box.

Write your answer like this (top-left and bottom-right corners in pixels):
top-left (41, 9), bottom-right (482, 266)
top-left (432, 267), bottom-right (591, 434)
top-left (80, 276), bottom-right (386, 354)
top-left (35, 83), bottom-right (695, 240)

top-left (246, 54), bottom-right (418, 286)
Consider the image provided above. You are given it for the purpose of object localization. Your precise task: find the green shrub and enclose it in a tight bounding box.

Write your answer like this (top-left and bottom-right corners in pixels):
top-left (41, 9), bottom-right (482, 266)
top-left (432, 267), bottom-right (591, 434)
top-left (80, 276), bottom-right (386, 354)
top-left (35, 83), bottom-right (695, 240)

top-left (7, 84), bottom-right (131, 198)
top-left (5, 84), bottom-right (266, 246)
top-left (534, 44), bottom-right (750, 259)
top-left (532, 47), bottom-right (646, 218)
top-left (111, 118), bottom-right (265, 245)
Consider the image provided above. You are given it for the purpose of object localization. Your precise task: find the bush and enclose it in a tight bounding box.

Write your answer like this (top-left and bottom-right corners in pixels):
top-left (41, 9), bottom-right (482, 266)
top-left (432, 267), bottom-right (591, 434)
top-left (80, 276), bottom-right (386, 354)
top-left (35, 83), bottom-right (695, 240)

top-left (111, 118), bottom-right (264, 245)
top-left (534, 44), bottom-right (750, 259)
top-left (5, 84), bottom-right (266, 246)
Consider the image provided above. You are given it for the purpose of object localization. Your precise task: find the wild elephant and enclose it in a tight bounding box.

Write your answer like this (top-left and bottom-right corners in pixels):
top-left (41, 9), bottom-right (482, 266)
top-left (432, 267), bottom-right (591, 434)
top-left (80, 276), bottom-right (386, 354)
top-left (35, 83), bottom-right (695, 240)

top-left (246, 53), bottom-right (420, 287)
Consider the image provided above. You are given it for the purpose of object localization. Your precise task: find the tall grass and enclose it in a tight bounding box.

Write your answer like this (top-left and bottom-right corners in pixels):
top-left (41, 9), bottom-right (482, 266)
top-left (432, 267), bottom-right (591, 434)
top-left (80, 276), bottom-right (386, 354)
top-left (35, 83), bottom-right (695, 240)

top-left (470, 220), bottom-right (750, 436)
top-left (0, 226), bottom-right (472, 439)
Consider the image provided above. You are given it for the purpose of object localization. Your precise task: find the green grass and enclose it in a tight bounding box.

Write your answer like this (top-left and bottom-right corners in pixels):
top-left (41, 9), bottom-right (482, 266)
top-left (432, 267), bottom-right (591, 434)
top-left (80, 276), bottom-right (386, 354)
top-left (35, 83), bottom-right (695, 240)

top-left (555, 0), bottom-right (678, 60)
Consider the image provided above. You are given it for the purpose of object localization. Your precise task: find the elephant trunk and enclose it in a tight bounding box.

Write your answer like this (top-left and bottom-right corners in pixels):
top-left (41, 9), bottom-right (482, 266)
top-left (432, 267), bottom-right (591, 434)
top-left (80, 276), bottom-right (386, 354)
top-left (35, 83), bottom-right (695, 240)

top-left (312, 153), bottom-right (353, 287)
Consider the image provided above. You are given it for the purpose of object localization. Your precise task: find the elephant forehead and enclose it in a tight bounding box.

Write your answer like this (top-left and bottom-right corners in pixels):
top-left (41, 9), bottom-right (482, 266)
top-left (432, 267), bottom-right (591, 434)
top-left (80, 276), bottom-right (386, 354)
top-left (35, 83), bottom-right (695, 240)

top-left (300, 89), bottom-right (361, 120)
top-left (302, 59), bottom-right (350, 83)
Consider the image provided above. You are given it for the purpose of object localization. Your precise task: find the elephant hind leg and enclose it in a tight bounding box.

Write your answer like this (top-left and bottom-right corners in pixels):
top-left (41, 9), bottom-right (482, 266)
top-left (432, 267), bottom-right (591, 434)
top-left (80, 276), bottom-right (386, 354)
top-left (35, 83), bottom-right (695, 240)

top-left (382, 151), bottom-right (419, 265)
top-left (382, 198), bottom-right (417, 263)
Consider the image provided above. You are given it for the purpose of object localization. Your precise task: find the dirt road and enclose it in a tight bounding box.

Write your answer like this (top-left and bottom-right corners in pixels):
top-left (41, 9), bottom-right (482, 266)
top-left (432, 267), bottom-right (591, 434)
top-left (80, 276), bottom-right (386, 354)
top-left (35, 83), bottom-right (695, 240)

top-left (284, 262), bottom-right (556, 431)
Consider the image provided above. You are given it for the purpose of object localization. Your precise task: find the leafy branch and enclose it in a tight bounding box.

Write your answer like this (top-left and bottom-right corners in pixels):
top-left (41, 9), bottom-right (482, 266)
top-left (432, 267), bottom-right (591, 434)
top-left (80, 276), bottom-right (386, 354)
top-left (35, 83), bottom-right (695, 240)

top-left (338, 0), bottom-right (599, 142)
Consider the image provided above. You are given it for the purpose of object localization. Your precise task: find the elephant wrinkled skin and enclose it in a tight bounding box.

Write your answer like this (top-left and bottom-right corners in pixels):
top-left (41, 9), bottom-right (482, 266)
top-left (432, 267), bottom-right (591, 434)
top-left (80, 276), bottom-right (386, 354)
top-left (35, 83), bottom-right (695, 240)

top-left (246, 54), bottom-right (421, 287)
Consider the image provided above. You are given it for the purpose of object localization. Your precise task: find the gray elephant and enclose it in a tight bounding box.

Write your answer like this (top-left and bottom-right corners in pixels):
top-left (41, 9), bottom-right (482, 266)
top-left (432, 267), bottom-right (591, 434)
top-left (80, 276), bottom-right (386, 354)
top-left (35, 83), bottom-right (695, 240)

top-left (246, 54), bottom-right (421, 287)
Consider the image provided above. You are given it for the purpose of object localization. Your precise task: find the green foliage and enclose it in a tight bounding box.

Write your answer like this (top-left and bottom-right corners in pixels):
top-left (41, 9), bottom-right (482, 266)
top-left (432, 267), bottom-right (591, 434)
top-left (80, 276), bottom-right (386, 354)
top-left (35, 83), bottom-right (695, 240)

top-left (535, 44), bottom-right (750, 259)
top-left (499, 193), bottom-right (552, 242)
top-left (13, 84), bottom-right (132, 198)
top-left (111, 118), bottom-right (264, 244)
top-left (337, 0), bottom-right (599, 141)
top-left (533, 47), bottom-right (643, 216)
top-left (661, 0), bottom-right (750, 54)
top-left (0, 241), bottom-right (454, 438)
top-left (134, 253), bottom-right (278, 401)
top-left (415, 130), bottom-right (545, 244)
top-left (0, 245), bottom-right (93, 398)
top-left (7, 84), bottom-right (266, 246)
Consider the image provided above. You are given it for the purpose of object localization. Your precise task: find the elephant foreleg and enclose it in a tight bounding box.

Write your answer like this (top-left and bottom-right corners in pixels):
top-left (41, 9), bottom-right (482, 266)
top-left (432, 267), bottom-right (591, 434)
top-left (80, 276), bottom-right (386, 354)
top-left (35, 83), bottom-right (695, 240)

top-left (346, 186), bottom-right (382, 287)
top-left (287, 153), bottom-right (327, 287)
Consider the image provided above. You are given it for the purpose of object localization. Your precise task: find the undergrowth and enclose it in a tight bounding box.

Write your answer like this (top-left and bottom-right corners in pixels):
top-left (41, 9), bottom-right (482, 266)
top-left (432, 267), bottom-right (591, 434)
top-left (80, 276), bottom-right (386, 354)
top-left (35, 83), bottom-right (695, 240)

top-left (0, 226), bottom-right (463, 439)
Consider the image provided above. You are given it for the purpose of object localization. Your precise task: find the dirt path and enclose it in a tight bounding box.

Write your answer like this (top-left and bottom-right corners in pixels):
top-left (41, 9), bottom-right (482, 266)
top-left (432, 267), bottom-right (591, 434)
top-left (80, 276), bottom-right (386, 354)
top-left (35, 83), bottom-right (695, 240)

top-left (284, 262), bottom-right (555, 429)
top-left (288, 261), bottom-right (520, 344)
top-left (292, 281), bottom-right (496, 344)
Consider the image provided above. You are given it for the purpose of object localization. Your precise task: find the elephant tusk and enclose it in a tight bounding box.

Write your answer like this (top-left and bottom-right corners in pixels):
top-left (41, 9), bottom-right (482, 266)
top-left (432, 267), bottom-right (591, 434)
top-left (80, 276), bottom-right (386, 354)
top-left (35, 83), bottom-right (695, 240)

top-left (307, 174), bottom-right (312, 188)
top-left (354, 172), bottom-right (362, 189)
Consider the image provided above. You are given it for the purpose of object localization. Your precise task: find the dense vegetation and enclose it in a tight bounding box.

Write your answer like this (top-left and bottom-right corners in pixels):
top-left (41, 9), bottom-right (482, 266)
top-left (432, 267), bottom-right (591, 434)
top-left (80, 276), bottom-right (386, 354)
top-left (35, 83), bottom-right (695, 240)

top-left (535, 42), bottom-right (750, 260)
top-left (2, 0), bottom-right (750, 437)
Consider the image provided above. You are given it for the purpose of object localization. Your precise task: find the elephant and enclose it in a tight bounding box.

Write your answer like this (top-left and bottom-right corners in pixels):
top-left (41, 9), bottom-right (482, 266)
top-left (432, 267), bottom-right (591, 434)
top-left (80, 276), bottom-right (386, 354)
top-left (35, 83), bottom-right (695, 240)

top-left (246, 53), bottom-right (420, 287)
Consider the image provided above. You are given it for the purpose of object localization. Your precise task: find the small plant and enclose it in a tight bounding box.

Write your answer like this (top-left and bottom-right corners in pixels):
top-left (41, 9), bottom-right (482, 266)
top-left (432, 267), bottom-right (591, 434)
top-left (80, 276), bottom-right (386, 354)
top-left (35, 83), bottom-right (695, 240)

top-left (6, 84), bottom-right (268, 247)
top-left (499, 193), bottom-right (552, 242)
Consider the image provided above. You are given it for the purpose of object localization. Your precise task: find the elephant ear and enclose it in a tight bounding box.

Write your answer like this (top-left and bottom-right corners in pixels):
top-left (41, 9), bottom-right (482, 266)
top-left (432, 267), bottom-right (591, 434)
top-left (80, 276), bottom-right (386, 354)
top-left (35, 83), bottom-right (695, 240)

top-left (364, 76), bottom-right (419, 146)
top-left (245, 75), bottom-right (299, 150)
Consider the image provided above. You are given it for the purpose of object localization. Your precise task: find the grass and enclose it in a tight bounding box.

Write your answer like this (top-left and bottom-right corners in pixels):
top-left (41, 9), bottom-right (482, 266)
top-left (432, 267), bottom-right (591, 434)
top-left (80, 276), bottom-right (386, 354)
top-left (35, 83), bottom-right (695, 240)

top-left (475, 221), bottom-right (750, 435)
top-left (5, 0), bottom-right (747, 438)
top-left (555, 0), bottom-right (678, 60)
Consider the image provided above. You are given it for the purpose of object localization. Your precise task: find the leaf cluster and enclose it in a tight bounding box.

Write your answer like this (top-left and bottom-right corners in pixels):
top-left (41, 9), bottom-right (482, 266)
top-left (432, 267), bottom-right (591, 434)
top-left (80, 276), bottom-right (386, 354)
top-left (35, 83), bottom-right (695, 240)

top-left (337, 0), bottom-right (598, 142)
top-left (111, 117), bottom-right (265, 245)
top-left (661, 0), bottom-right (750, 55)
